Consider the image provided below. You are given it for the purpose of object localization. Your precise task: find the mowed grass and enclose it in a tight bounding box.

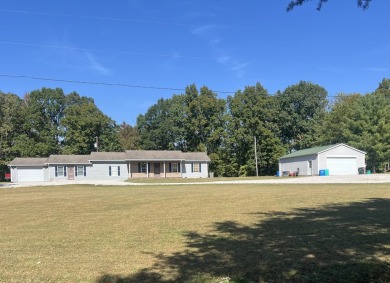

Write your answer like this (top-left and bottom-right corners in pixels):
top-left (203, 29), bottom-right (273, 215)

top-left (126, 176), bottom-right (276, 183)
top-left (0, 184), bottom-right (389, 282)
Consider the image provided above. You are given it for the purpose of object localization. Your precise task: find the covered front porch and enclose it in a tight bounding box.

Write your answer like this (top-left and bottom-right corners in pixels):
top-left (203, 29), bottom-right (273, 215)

top-left (128, 161), bottom-right (182, 178)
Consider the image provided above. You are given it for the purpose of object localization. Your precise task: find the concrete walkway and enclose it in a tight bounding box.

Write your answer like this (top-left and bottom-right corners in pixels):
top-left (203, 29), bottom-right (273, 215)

top-left (1, 174), bottom-right (390, 188)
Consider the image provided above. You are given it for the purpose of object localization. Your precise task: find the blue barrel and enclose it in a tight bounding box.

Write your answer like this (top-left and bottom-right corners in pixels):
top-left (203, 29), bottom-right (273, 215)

top-left (319, 170), bottom-right (325, 176)
top-left (276, 171), bottom-right (280, 177)
top-left (325, 169), bottom-right (329, 176)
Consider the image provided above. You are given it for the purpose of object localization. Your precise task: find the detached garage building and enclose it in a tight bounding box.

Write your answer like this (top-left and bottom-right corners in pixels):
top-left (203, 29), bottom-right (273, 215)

top-left (279, 144), bottom-right (366, 176)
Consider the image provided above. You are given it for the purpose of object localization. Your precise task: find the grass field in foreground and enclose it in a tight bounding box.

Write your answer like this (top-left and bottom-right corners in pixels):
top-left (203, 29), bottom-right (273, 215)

top-left (126, 176), bottom-right (277, 183)
top-left (0, 184), bottom-right (389, 282)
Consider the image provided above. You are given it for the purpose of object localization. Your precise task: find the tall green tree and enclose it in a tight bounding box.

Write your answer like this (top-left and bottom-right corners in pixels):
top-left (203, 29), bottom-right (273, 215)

top-left (185, 86), bottom-right (226, 154)
top-left (224, 83), bottom-right (284, 176)
top-left (0, 92), bottom-right (24, 179)
top-left (137, 97), bottom-right (185, 150)
top-left (320, 79), bottom-right (390, 172)
top-left (276, 81), bottom-right (328, 152)
top-left (61, 96), bottom-right (120, 154)
top-left (287, 0), bottom-right (371, 11)
top-left (13, 88), bottom-right (66, 157)
top-left (118, 122), bottom-right (140, 150)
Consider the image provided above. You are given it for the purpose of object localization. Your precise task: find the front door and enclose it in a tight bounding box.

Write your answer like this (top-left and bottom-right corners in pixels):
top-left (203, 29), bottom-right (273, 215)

top-left (308, 161), bottom-right (312, 176)
top-left (154, 163), bottom-right (160, 176)
top-left (68, 166), bottom-right (75, 180)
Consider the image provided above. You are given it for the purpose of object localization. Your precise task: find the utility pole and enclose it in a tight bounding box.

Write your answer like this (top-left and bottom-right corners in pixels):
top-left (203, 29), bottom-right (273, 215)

top-left (95, 136), bottom-right (99, 152)
top-left (254, 136), bottom-right (259, 177)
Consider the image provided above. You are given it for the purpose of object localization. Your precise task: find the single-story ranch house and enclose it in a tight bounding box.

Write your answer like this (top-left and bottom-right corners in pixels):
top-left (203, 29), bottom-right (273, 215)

top-left (8, 150), bottom-right (210, 182)
top-left (279, 144), bottom-right (366, 176)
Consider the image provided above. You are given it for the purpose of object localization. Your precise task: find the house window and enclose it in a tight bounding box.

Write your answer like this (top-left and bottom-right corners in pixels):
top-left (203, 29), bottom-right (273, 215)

top-left (109, 166), bottom-right (120, 176)
top-left (138, 163), bottom-right (148, 173)
top-left (169, 162), bottom-right (180, 173)
top-left (76, 166), bottom-right (86, 177)
top-left (192, 163), bottom-right (201, 173)
top-left (55, 166), bottom-right (67, 177)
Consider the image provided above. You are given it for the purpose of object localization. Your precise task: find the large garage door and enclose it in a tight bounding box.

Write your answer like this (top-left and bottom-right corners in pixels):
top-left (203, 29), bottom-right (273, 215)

top-left (18, 167), bottom-right (44, 182)
top-left (326, 157), bottom-right (357, 175)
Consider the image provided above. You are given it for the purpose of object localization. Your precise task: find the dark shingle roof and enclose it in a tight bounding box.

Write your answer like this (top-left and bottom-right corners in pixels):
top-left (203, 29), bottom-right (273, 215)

top-left (45, 155), bottom-right (91, 164)
top-left (183, 152), bottom-right (210, 161)
top-left (125, 150), bottom-right (184, 160)
top-left (8, 157), bottom-right (48, 166)
top-left (89, 152), bottom-right (126, 161)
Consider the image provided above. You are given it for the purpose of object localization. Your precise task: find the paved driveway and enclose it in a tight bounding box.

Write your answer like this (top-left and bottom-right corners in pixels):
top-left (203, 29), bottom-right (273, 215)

top-left (2, 174), bottom-right (390, 188)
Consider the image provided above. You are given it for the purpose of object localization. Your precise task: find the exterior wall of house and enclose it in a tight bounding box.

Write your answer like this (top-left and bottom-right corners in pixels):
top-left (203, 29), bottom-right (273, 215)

top-left (317, 145), bottom-right (365, 170)
top-left (87, 161), bottom-right (128, 181)
top-left (182, 162), bottom-right (209, 178)
top-left (10, 167), bottom-right (17, 182)
top-left (10, 166), bottom-right (49, 182)
top-left (279, 154), bottom-right (318, 176)
top-left (49, 162), bottom-right (127, 181)
top-left (48, 165), bottom-right (93, 181)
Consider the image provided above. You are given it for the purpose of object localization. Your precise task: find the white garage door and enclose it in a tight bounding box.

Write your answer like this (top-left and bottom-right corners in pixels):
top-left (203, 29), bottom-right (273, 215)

top-left (18, 167), bottom-right (44, 182)
top-left (326, 157), bottom-right (357, 175)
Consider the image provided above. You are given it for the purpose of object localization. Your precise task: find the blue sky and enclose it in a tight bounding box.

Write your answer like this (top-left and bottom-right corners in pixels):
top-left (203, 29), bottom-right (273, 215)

top-left (0, 0), bottom-right (389, 125)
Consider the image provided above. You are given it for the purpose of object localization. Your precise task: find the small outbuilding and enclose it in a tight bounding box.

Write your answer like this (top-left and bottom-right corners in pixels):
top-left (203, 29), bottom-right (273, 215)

top-left (279, 144), bottom-right (366, 176)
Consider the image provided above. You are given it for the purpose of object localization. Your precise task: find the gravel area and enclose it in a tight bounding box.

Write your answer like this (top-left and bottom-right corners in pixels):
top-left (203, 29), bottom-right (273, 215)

top-left (1, 174), bottom-right (390, 188)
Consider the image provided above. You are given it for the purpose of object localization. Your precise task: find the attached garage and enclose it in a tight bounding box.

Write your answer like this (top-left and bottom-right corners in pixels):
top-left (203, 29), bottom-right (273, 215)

top-left (17, 167), bottom-right (45, 182)
top-left (279, 144), bottom-right (366, 176)
top-left (8, 158), bottom-right (48, 182)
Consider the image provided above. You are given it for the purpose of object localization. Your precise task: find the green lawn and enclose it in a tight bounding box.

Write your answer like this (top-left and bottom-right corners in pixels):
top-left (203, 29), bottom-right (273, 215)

top-left (0, 184), bottom-right (389, 282)
top-left (126, 176), bottom-right (277, 183)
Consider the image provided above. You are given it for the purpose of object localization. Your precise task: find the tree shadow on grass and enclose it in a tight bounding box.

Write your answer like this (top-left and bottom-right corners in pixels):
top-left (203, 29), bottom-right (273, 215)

top-left (97, 198), bottom-right (390, 282)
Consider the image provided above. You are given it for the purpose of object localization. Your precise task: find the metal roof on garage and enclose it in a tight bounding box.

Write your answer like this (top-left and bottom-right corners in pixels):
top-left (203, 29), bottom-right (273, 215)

top-left (280, 144), bottom-right (339, 159)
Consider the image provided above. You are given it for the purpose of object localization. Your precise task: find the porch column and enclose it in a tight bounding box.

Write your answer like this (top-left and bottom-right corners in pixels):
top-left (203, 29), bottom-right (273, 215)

top-left (180, 161), bottom-right (183, 177)
top-left (147, 162), bottom-right (149, 177)
top-left (163, 161), bottom-right (166, 178)
top-left (128, 162), bottom-right (131, 178)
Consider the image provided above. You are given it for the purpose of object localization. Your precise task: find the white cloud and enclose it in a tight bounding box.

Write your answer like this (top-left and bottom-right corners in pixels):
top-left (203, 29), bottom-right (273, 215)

top-left (217, 55), bottom-right (230, 64)
top-left (363, 67), bottom-right (388, 72)
top-left (191, 24), bottom-right (216, 35)
top-left (231, 62), bottom-right (249, 78)
top-left (84, 52), bottom-right (112, 76)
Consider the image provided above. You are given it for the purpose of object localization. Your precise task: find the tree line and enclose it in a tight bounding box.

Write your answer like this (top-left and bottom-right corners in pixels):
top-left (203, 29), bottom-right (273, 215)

top-left (1, 79), bottom-right (389, 179)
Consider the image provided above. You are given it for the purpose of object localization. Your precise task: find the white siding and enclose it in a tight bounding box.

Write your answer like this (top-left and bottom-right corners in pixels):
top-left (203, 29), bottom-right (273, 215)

top-left (17, 167), bottom-right (45, 182)
top-left (182, 162), bottom-right (209, 178)
top-left (318, 145), bottom-right (365, 175)
top-left (326, 157), bottom-right (357, 175)
top-left (279, 154), bottom-right (318, 176)
top-left (88, 161), bottom-right (128, 181)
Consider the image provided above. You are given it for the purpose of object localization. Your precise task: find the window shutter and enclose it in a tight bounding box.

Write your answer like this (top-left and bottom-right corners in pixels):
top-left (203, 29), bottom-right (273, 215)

top-left (84, 166), bottom-right (87, 176)
top-left (64, 166), bottom-right (67, 177)
top-left (138, 163), bottom-right (141, 173)
top-left (55, 166), bottom-right (58, 177)
top-left (75, 167), bottom-right (78, 177)
top-left (118, 166), bottom-right (121, 176)
top-left (109, 166), bottom-right (112, 176)
top-left (199, 163), bottom-right (201, 172)
top-left (148, 163), bottom-right (151, 172)
top-left (178, 163), bottom-right (181, 172)
top-left (191, 163), bottom-right (194, 173)
top-left (169, 163), bottom-right (172, 172)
